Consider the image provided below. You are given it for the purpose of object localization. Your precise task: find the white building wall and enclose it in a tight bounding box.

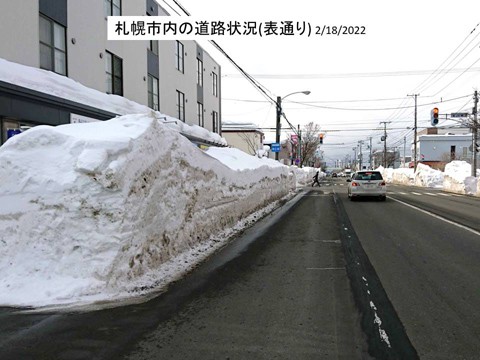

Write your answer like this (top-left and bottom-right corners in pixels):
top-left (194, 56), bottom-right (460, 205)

top-left (223, 132), bottom-right (262, 155)
top-left (203, 50), bottom-right (221, 132)
top-left (105, 1), bottom-right (149, 106)
top-left (0, 0), bottom-right (221, 134)
top-left (0, 0), bottom-right (39, 68)
top-left (67, 0), bottom-right (106, 92)
top-left (419, 135), bottom-right (473, 161)
top-left (158, 40), bottom-right (197, 125)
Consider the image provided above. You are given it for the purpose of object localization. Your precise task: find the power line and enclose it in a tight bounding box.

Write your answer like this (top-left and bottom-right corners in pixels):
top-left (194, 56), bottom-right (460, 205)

top-left (432, 56), bottom-right (480, 96)
top-left (223, 67), bottom-right (480, 79)
top-left (288, 94), bottom-right (470, 111)
top-left (164, 0), bottom-right (278, 106)
top-left (159, 0), bottom-right (182, 15)
top-left (416, 27), bottom-right (480, 94)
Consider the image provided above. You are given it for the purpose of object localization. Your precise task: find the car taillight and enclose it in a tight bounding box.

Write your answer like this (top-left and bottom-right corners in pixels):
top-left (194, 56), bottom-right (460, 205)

top-left (379, 181), bottom-right (386, 186)
top-left (351, 181), bottom-right (359, 187)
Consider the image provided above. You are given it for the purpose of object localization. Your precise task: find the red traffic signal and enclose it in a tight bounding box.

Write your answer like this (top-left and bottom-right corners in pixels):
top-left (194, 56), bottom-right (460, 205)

top-left (431, 107), bottom-right (439, 126)
top-left (319, 133), bottom-right (324, 144)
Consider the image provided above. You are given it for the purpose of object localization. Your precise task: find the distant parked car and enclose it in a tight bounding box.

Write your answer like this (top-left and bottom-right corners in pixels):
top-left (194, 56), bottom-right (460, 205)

top-left (332, 173), bottom-right (337, 178)
top-left (347, 170), bottom-right (386, 201)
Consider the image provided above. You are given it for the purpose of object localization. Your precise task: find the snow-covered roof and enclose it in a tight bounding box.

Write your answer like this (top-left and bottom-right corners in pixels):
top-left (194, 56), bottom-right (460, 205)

top-left (221, 121), bottom-right (262, 132)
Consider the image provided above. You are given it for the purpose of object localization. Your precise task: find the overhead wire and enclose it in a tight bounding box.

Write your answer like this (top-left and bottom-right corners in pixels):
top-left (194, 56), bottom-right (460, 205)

top-left (414, 21), bottom-right (480, 94)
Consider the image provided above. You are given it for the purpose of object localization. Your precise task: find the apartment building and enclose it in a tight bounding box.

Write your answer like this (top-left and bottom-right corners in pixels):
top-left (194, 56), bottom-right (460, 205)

top-left (0, 0), bottom-right (221, 145)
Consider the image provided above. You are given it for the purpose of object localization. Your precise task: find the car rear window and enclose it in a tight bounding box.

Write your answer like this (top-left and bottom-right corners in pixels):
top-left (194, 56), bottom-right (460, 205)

top-left (353, 172), bottom-right (383, 180)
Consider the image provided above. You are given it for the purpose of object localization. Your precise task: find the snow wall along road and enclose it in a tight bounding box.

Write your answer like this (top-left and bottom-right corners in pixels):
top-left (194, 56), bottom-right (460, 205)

top-left (0, 114), bottom-right (294, 307)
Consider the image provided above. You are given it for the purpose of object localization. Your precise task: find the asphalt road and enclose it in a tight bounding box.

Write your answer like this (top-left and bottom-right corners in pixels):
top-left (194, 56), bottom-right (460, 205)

top-left (1, 178), bottom-right (480, 359)
top-left (0, 188), bottom-right (369, 360)
top-left (331, 178), bottom-right (480, 359)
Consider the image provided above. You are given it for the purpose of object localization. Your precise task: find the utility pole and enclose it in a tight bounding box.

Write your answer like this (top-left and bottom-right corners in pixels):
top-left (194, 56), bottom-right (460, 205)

top-left (380, 121), bottom-right (389, 168)
top-left (275, 96), bottom-right (281, 161)
top-left (403, 136), bottom-right (406, 168)
top-left (473, 90), bottom-right (478, 177)
top-left (369, 137), bottom-right (372, 170)
top-left (408, 94), bottom-right (419, 171)
top-left (298, 124), bottom-right (302, 167)
top-left (352, 147), bottom-right (357, 170)
top-left (358, 140), bottom-right (364, 170)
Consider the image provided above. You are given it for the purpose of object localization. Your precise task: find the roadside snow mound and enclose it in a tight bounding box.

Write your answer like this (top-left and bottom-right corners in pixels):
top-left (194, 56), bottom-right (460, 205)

top-left (0, 114), bottom-right (293, 307)
top-left (443, 161), bottom-right (477, 195)
top-left (290, 166), bottom-right (323, 187)
top-left (391, 167), bottom-right (414, 185)
top-left (414, 164), bottom-right (443, 188)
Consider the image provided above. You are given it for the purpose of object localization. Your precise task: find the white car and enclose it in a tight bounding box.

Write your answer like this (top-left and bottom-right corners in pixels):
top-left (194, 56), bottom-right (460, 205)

top-left (347, 171), bottom-right (386, 201)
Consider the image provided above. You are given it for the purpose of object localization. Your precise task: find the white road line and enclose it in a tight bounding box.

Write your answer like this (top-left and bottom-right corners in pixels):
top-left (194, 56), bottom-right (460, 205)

top-left (398, 192), bottom-right (408, 195)
top-left (438, 193), bottom-right (450, 196)
top-left (411, 192), bottom-right (423, 196)
top-left (307, 267), bottom-right (345, 270)
top-left (314, 240), bottom-right (341, 243)
top-left (425, 193), bottom-right (437, 196)
top-left (389, 197), bottom-right (480, 237)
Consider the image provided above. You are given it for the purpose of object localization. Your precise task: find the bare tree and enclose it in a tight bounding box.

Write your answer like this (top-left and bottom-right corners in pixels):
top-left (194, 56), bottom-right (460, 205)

top-left (238, 132), bottom-right (260, 155)
top-left (300, 122), bottom-right (322, 167)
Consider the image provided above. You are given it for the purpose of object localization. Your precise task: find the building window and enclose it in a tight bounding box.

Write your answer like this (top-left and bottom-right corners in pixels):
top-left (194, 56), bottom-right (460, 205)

top-left (197, 58), bottom-right (203, 86)
top-left (176, 90), bottom-right (185, 121)
top-left (105, 51), bottom-right (123, 96)
top-left (212, 111), bottom-right (219, 133)
top-left (39, 15), bottom-right (67, 76)
top-left (212, 72), bottom-right (218, 97)
top-left (150, 40), bottom-right (159, 55)
top-left (197, 103), bottom-right (204, 127)
top-left (104, 0), bottom-right (121, 16)
top-left (148, 75), bottom-right (159, 111)
top-left (175, 41), bottom-right (184, 73)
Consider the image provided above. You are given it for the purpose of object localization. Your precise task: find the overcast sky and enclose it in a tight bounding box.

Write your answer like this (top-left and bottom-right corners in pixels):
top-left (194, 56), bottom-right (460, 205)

top-left (161, 0), bottom-right (480, 165)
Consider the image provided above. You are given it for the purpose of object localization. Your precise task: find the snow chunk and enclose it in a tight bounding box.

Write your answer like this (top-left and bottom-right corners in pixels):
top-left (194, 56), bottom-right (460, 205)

top-left (444, 161), bottom-right (478, 195)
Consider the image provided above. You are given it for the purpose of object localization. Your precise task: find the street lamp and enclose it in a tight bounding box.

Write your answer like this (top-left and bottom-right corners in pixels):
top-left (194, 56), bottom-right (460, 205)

top-left (275, 91), bottom-right (311, 161)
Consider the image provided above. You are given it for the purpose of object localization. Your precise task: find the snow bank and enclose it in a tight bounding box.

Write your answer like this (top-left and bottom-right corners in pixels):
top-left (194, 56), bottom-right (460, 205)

top-left (378, 161), bottom-right (479, 196)
top-left (443, 161), bottom-right (478, 195)
top-left (290, 166), bottom-right (324, 187)
top-left (0, 58), bottom-right (226, 146)
top-left (0, 114), bottom-right (293, 307)
top-left (414, 164), bottom-right (444, 188)
top-left (379, 165), bottom-right (443, 188)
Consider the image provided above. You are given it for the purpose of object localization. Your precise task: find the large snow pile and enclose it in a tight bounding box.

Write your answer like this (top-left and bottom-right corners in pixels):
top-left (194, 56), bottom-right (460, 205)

top-left (0, 114), bottom-right (294, 307)
top-left (414, 164), bottom-right (444, 188)
top-left (443, 161), bottom-right (478, 195)
top-left (0, 58), bottom-right (226, 146)
top-left (377, 166), bottom-right (393, 183)
top-left (290, 166), bottom-right (323, 187)
top-left (391, 167), bottom-right (414, 186)
top-left (378, 165), bottom-right (443, 188)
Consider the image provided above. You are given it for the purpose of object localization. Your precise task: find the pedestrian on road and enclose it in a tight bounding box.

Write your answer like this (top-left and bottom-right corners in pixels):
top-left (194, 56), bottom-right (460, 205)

top-left (312, 171), bottom-right (321, 187)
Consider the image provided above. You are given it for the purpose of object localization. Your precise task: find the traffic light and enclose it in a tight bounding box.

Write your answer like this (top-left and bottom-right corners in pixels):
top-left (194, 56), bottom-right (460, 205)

top-left (431, 107), bottom-right (439, 126)
top-left (319, 133), bottom-right (324, 144)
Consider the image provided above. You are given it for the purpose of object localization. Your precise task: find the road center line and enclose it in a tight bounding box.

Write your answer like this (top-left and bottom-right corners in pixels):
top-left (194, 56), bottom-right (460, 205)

top-left (389, 197), bottom-right (480, 237)
top-left (306, 267), bottom-right (345, 270)
top-left (315, 240), bottom-right (341, 243)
